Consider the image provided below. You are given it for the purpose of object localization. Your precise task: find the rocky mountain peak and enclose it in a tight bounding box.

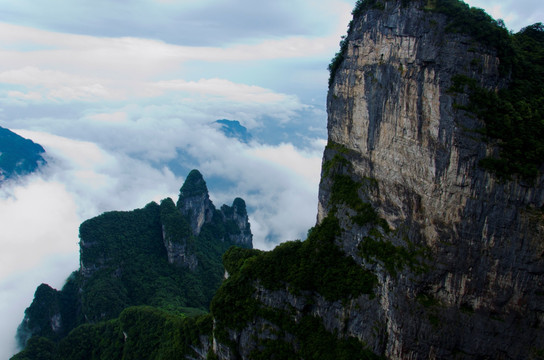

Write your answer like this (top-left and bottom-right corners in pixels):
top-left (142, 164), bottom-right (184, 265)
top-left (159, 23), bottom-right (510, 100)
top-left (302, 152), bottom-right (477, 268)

top-left (12, 1), bottom-right (544, 359)
top-left (178, 169), bottom-right (208, 199)
top-left (219, 197), bottom-right (252, 247)
top-left (15, 170), bottom-right (253, 355)
top-left (176, 169), bottom-right (215, 235)
top-left (231, 197), bottom-right (247, 217)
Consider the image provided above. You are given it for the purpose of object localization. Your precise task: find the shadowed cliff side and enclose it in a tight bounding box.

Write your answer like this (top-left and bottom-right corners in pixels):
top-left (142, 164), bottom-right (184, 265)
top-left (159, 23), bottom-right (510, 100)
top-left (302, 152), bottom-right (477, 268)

top-left (319, 0), bottom-right (544, 358)
top-left (209, 0), bottom-right (544, 358)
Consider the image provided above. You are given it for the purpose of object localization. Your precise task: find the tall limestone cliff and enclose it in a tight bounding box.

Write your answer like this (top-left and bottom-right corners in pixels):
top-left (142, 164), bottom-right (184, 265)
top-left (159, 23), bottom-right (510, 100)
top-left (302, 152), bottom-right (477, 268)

top-left (177, 169), bottom-right (215, 236)
top-left (207, 1), bottom-right (544, 359)
top-left (319, 0), bottom-right (544, 358)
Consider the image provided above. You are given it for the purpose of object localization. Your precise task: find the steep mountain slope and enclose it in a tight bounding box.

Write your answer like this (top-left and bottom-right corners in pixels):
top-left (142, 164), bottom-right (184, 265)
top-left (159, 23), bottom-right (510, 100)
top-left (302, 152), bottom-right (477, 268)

top-left (0, 126), bottom-right (46, 182)
top-left (317, 0), bottom-right (544, 357)
top-left (11, 0), bottom-right (544, 359)
top-left (13, 170), bottom-right (252, 359)
top-left (208, 0), bottom-right (544, 359)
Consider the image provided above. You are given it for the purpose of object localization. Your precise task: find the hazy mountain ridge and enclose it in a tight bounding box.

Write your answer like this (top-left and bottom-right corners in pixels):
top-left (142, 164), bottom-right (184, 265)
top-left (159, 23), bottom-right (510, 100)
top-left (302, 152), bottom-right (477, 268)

top-left (214, 119), bottom-right (252, 144)
top-left (0, 126), bottom-right (46, 182)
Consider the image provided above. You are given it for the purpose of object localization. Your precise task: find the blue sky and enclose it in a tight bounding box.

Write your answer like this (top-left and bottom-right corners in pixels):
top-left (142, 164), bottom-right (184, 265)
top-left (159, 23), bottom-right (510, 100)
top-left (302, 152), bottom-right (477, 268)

top-left (0, 0), bottom-right (542, 357)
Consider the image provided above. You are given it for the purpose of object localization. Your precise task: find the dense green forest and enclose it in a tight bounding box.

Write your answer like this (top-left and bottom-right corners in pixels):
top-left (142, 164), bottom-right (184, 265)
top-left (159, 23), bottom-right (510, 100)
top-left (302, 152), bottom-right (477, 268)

top-left (13, 216), bottom-right (385, 359)
top-left (13, 307), bottom-right (214, 360)
top-left (12, 149), bottom-right (416, 359)
top-left (13, 170), bottom-right (252, 359)
top-left (450, 23), bottom-right (544, 180)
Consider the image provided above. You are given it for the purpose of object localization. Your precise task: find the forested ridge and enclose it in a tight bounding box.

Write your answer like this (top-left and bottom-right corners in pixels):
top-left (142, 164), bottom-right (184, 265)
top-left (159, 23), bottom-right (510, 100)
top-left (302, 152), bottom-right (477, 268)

top-left (13, 170), bottom-right (251, 360)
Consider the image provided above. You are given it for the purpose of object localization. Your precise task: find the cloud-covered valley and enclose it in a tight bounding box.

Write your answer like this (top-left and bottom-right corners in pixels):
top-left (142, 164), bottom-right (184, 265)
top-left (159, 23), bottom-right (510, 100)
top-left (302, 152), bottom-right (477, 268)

top-left (0, 116), bottom-right (324, 356)
top-left (1, 0), bottom-right (542, 357)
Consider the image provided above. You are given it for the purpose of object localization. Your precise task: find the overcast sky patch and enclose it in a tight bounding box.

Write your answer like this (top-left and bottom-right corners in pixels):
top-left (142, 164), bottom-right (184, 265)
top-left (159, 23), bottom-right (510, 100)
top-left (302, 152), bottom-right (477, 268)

top-left (0, 0), bottom-right (542, 358)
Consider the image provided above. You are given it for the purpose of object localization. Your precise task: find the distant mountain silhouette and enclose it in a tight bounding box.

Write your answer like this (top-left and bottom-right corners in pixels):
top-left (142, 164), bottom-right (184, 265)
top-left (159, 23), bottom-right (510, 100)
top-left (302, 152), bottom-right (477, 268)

top-left (0, 126), bottom-right (46, 182)
top-left (215, 119), bottom-right (251, 143)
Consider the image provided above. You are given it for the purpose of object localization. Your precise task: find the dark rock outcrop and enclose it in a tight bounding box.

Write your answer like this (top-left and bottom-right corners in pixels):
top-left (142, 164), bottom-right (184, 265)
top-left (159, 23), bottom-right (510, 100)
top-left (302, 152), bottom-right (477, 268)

top-left (16, 284), bottom-right (63, 346)
top-left (164, 170), bottom-right (253, 268)
top-left (219, 197), bottom-right (253, 247)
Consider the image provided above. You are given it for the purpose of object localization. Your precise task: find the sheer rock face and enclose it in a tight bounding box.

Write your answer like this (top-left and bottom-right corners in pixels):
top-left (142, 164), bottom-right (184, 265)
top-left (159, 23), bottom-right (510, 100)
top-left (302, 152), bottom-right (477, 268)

top-left (164, 171), bottom-right (253, 268)
top-left (208, 3), bottom-right (544, 359)
top-left (161, 224), bottom-right (199, 270)
top-left (221, 198), bottom-right (253, 247)
top-left (180, 192), bottom-right (214, 236)
top-left (16, 284), bottom-right (63, 348)
top-left (317, 0), bottom-right (544, 358)
top-left (177, 169), bottom-right (215, 236)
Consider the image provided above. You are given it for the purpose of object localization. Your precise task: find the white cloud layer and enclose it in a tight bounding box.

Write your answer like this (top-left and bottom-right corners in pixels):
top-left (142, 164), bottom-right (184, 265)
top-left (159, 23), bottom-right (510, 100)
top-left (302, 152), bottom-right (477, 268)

top-left (0, 125), bottom-right (323, 358)
top-left (0, 21), bottom-right (340, 104)
top-left (153, 78), bottom-right (300, 105)
top-left (465, 0), bottom-right (544, 31)
top-left (0, 178), bottom-right (79, 279)
top-left (1, 0), bottom-right (542, 358)
top-left (0, 176), bottom-right (82, 357)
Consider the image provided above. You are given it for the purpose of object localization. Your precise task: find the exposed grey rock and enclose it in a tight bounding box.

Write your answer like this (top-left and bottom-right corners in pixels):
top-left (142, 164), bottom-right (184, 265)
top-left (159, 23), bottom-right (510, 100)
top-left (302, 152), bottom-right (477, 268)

top-left (165, 171), bottom-right (253, 269)
top-left (220, 198), bottom-right (253, 247)
top-left (187, 335), bottom-right (212, 360)
top-left (161, 224), bottom-right (199, 270)
top-left (318, 0), bottom-right (544, 358)
top-left (211, 1), bottom-right (544, 359)
top-left (177, 169), bottom-right (215, 235)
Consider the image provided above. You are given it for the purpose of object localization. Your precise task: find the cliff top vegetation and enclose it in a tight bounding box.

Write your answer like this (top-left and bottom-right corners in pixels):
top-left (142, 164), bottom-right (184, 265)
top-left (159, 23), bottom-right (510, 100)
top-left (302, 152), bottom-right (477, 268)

top-left (329, 0), bottom-right (544, 180)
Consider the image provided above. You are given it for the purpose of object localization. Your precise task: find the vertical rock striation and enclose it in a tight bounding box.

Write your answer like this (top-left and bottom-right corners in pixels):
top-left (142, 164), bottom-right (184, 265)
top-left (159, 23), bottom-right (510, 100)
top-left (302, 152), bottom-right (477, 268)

top-left (319, 0), bottom-right (544, 358)
top-left (177, 169), bottom-right (215, 236)
top-left (208, 2), bottom-right (544, 359)
top-left (163, 170), bottom-right (253, 269)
